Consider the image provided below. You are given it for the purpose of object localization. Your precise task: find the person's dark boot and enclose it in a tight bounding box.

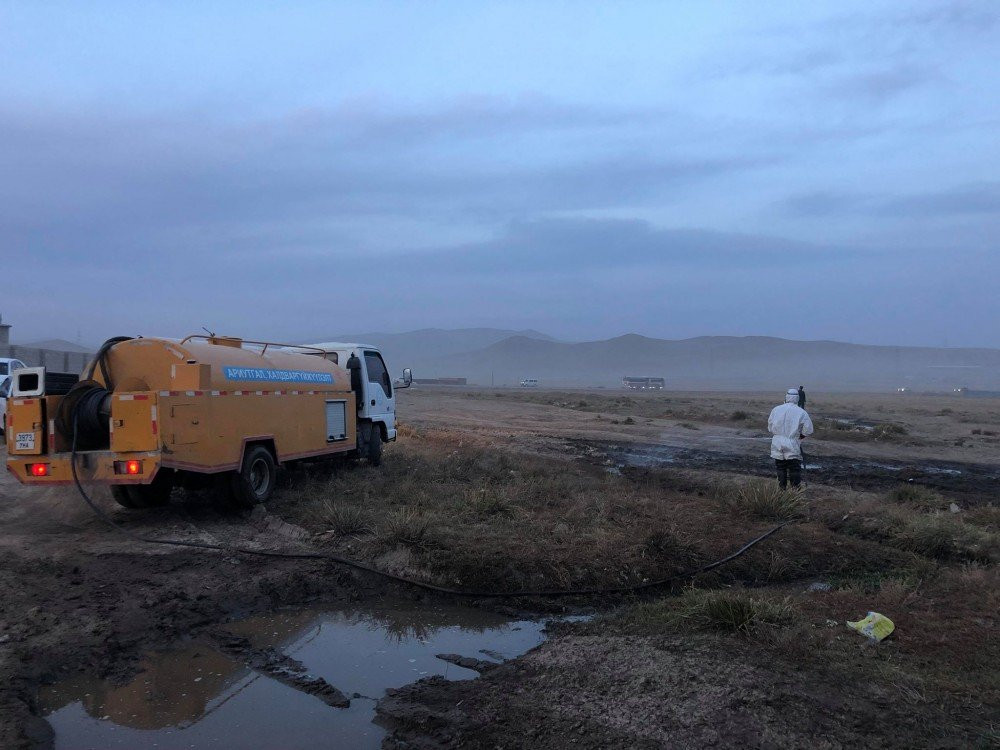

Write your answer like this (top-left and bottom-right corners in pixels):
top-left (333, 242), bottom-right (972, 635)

top-left (789, 460), bottom-right (802, 488)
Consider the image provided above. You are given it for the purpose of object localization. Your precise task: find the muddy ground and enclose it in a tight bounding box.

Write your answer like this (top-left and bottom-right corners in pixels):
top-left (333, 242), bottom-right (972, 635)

top-left (1, 388), bottom-right (997, 748)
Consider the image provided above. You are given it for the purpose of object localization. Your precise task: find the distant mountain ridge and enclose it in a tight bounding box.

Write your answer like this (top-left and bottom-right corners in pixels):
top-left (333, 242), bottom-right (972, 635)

top-left (313, 329), bottom-right (1000, 391)
top-left (304, 328), bottom-right (556, 374)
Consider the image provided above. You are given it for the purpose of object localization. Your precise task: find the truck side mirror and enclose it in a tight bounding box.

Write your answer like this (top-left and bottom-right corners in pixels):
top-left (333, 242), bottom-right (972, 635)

top-left (401, 368), bottom-right (413, 388)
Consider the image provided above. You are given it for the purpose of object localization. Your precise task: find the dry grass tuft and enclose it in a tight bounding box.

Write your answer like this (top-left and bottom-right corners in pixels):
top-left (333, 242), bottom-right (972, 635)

top-left (724, 478), bottom-right (805, 521)
top-left (840, 503), bottom-right (999, 564)
top-left (872, 422), bottom-right (908, 440)
top-left (378, 509), bottom-right (434, 549)
top-left (965, 505), bottom-right (1000, 532)
top-left (885, 485), bottom-right (946, 510)
top-left (679, 589), bottom-right (793, 633)
top-left (320, 501), bottom-right (373, 536)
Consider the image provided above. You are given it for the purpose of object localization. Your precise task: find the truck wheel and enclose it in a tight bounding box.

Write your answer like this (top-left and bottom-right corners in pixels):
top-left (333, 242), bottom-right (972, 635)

top-left (367, 425), bottom-right (383, 467)
top-left (111, 485), bottom-right (140, 509)
top-left (231, 445), bottom-right (277, 507)
top-left (132, 472), bottom-right (174, 507)
top-left (110, 471), bottom-right (173, 509)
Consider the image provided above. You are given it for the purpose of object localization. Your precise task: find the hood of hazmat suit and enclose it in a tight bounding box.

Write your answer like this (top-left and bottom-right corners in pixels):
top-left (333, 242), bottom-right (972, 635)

top-left (768, 389), bottom-right (814, 460)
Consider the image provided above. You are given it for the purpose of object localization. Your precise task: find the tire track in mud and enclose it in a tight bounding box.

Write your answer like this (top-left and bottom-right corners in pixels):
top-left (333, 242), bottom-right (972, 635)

top-left (568, 438), bottom-right (1000, 501)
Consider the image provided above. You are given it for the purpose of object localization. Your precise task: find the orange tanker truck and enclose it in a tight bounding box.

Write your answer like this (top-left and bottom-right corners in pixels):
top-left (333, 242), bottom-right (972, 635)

top-left (5, 335), bottom-right (412, 508)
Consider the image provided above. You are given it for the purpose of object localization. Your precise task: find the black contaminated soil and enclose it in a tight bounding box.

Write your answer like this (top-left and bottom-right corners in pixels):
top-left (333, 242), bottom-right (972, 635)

top-left (569, 439), bottom-right (1000, 502)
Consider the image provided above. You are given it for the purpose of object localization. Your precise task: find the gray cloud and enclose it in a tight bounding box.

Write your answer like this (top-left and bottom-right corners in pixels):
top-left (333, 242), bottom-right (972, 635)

top-left (397, 218), bottom-right (850, 276)
top-left (0, 103), bottom-right (771, 268)
top-left (781, 183), bottom-right (1000, 219)
top-left (881, 182), bottom-right (1000, 217)
top-left (898, 2), bottom-right (999, 31)
top-left (825, 65), bottom-right (936, 104)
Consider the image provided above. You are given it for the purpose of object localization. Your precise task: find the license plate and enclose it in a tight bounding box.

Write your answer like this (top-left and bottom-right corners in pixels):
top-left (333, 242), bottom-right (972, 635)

top-left (15, 432), bottom-right (35, 451)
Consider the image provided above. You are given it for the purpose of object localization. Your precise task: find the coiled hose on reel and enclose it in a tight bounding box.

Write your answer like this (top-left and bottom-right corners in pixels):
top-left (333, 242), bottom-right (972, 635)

top-left (55, 336), bottom-right (134, 450)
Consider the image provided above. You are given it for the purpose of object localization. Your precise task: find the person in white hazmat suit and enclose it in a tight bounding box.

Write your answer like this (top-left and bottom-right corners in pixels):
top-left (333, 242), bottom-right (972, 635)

top-left (768, 388), bottom-right (814, 489)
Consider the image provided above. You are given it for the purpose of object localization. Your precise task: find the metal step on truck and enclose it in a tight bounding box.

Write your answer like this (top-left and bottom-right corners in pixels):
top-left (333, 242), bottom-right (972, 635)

top-left (5, 335), bottom-right (411, 508)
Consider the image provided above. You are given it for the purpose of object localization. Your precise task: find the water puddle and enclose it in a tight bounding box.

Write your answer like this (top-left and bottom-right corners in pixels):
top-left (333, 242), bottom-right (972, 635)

top-left (38, 600), bottom-right (551, 749)
top-left (616, 444), bottom-right (676, 466)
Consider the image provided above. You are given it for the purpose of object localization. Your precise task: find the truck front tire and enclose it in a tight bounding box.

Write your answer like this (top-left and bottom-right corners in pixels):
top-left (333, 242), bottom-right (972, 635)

top-left (367, 424), bottom-right (383, 467)
top-left (231, 445), bottom-right (277, 507)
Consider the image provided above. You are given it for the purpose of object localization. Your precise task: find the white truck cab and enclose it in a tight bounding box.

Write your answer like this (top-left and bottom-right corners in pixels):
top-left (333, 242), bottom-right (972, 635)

top-left (300, 342), bottom-right (411, 464)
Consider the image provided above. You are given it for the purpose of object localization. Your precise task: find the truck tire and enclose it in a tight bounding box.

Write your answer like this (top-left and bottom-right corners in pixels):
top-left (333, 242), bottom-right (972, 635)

top-left (111, 471), bottom-right (173, 509)
top-left (231, 445), bottom-right (277, 507)
top-left (111, 485), bottom-right (140, 509)
top-left (367, 424), bottom-right (383, 467)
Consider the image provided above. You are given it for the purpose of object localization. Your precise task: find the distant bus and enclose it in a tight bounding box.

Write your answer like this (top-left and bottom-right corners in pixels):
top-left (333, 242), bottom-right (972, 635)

top-left (520, 378), bottom-right (539, 388)
top-left (623, 376), bottom-right (665, 390)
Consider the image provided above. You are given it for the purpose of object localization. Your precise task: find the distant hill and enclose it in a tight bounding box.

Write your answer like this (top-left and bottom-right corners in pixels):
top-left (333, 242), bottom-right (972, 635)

top-left (297, 328), bottom-right (1000, 391)
top-left (427, 333), bottom-right (1000, 391)
top-left (304, 328), bottom-right (556, 372)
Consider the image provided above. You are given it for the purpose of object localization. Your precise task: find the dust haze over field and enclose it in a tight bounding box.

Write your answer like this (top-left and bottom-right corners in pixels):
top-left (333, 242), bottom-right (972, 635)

top-left (322, 328), bottom-right (1000, 391)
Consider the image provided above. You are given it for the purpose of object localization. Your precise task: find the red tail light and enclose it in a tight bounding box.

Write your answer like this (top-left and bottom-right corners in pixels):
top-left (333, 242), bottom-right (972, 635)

top-left (114, 460), bottom-right (143, 475)
top-left (29, 463), bottom-right (49, 477)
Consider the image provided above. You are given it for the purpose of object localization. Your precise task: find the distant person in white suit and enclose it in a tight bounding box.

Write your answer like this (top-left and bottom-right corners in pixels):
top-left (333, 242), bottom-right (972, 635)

top-left (768, 388), bottom-right (814, 489)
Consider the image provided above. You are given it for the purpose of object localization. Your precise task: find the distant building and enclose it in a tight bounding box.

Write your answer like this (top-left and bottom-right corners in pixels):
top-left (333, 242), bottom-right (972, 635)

top-left (623, 376), bottom-right (665, 390)
top-left (519, 378), bottom-right (538, 387)
top-left (413, 377), bottom-right (467, 386)
top-left (954, 387), bottom-right (1000, 398)
top-left (0, 315), bottom-right (91, 374)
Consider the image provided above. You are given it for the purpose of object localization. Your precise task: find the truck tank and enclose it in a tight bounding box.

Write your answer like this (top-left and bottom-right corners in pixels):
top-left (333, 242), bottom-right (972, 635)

top-left (64, 336), bottom-right (349, 450)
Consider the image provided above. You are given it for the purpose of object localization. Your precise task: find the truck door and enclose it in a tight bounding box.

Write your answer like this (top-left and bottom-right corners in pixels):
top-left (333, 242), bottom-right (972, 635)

top-left (363, 350), bottom-right (394, 435)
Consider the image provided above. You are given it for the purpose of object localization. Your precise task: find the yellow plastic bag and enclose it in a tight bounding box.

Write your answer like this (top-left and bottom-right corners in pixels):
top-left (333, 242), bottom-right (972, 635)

top-left (846, 612), bottom-right (894, 642)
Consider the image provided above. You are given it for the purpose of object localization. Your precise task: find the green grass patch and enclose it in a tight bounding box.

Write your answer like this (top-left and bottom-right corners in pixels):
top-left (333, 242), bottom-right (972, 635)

top-left (622, 589), bottom-right (794, 635)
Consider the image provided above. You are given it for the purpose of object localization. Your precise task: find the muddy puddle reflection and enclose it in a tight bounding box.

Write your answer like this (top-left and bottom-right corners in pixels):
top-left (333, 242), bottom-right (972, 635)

top-left (39, 600), bottom-right (550, 749)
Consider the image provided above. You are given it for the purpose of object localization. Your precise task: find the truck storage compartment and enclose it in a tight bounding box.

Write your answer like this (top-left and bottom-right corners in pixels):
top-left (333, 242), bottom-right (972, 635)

top-left (326, 400), bottom-right (347, 441)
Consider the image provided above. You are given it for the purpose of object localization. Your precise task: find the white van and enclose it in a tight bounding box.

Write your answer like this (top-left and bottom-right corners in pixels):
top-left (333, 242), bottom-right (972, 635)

top-left (0, 358), bottom-right (27, 378)
top-left (300, 342), bottom-right (411, 465)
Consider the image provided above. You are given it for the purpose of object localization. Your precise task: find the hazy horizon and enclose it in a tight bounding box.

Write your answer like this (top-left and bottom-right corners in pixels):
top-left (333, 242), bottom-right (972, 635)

top-left (3, 2), bottom-right (998, 348)
top-left (12, 327), bottom-right (1000, 355)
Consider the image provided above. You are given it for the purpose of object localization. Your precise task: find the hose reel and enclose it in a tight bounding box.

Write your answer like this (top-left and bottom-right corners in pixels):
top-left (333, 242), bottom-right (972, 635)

top-left (55, 336), bottom-right (134, 450)
top-left (57, 381), bottom-right (112, 450)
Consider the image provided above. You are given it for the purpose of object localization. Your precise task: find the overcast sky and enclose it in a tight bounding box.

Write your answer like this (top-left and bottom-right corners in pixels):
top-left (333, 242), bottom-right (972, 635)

top-left (2, 1), bottom-right (998, 348)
